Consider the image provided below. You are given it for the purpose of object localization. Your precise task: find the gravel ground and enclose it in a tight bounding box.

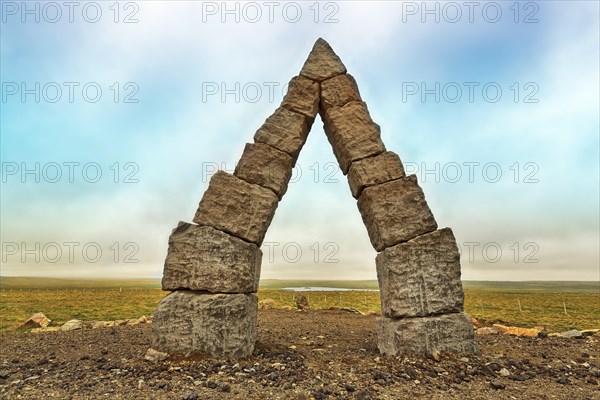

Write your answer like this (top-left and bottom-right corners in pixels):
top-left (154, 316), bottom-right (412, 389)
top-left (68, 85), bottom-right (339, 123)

top-left (0, 309), bottom-right (598, 399)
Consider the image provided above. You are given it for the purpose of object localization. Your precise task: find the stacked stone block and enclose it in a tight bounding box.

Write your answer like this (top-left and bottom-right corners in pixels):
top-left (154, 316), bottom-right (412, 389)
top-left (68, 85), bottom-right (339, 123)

top-left (153, 44), bottom-right (322, 358)
top-left (314, 40), bottom-right (478, 356)
top-left (154, 38), bottom-right (477, 358)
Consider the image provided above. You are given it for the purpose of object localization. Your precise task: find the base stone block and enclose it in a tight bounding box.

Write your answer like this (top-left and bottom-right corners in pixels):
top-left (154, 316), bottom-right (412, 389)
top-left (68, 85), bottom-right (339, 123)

top-left (357, 175), bottom-right (437, 251)
top-left (377, 313), bottom-right (478, 356)
top-left (161, 222), bottom-right (261, 293)
top-left (152, 291), bottom-right (258, 358)
top-left (376, 228), bottom-right (464, 318)
top-left (193, 171), bottom-right (278, 246)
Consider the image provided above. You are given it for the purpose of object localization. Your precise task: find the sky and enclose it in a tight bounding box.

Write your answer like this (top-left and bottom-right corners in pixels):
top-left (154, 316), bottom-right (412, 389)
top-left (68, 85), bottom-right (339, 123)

top-left (1, 1), bottom-right (599, 281)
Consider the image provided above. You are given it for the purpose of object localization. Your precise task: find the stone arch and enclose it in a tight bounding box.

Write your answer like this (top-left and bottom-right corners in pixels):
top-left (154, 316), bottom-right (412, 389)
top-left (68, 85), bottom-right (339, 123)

top-left (153, 39), bottom-right (478, 358)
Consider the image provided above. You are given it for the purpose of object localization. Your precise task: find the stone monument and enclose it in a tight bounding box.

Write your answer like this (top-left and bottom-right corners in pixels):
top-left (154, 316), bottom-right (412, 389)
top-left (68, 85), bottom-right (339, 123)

top-left (152, 39), bottom-right (478, 358)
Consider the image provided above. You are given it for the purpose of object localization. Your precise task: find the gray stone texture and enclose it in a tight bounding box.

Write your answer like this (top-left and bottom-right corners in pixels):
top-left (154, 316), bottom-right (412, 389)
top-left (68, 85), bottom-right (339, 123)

top-left (357, 175), bottom-right (437, 251)
top-left (254, 107), bottom-right (313, 161)
top-left (376, 228), bottom-right (464, 318)
top-left (153, 291), bottom-right (258, 358)
top-left (193, 171), bottom-right (278, 246)
top-left (322, 101), bottom-right (386, 174)
top-left (299, 38), bottom-right (347, 82)
top-left (234, 142), bottom-right (294, 199)
top-left (320, 74), bottom-right (362, 111)
top-left (155, 38), bottom-right (476, 359)
top-left (281, 75), bottom-right (320, 118)
top-left (161, 222), bottom-right (262, 293)
top-left (348, 151), bottom-right (405, 198)
top-left (377, 313), bottom-right (478, 356)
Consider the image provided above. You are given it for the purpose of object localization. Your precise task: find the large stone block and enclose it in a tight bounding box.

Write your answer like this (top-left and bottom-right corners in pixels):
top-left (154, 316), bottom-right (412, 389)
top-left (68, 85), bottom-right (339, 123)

top-left (320, 74), bottom-right (361, 111)
top-left (193, 171), bottom-right (278, 246)
top-left (377, 313), bottom-right (478, 356)
top-left (234, 142), bottom-right (294, 199)
top-left (153, 291), bottom-right (258, 358)
top-left (254, 107), bottom-right (312, 161)
top-left (348, 151), bottom-right (405, 198)
top-left (322, 101), bottom-right (386, 174)
top-left (281, 75), bottom-right (320, 118)
top-left (376, 228), bottom-right (464, 318)
top-left (300, 38), bottom-right (347, 82)
top-left (357, 175), bottom-right (437, 251)
top-left (161, 222), bottom-right (262, 293)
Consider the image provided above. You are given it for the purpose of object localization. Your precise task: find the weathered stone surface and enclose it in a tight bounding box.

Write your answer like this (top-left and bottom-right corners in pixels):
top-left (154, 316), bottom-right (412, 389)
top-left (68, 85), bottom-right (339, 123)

top-left (161, 222), bottom-right (262, 293)
top-left (357, 175), bottom-right (437, 251)
top-left (254, 107), bottom-right (312, 161)
top-left (348, 151), bottom-right (405, 198)
top-left (60, 319), bottom-right (83, 331)
top-left (152, 291), bottom-right (258, 358)
top-left (144, 348), bottom-right (169, 362)
top-left (234, 142), bottom-right (294, 199)
top-left (377, 313), bottom-right (478, 356)
top-left (193, 171), bottom-right (278, 246)
top-left (322, 101), bottom-right (385, 174)
top-left (281, 75), bottom-right (320, 118)
top-left (259, 298), bottom-right (276, 309)
top-left (556, 329), bottom-right (584, 338)
top-left (300, 38), bottom-right (347, 82)
top-left (295, 294), bottom-right (309, 310)
top-left (376, 228), bottom-right (464, 318)
top-left (320, 74), bottom-right (361, 111)
top-left (491, 324), bottom-right (543, 337)
top-left (20, 313), bottom-right (51, 329)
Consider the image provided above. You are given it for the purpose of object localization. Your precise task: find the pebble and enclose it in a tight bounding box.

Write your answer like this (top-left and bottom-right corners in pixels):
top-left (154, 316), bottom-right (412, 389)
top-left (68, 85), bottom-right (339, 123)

top-left (182, 391), bottom-right (199, 400)
top-left (144, 348), bottom-right (168, 362)
top-left (343, 383), bottom-right (355, 392)
top-left (354, 390), bottom-right (371, 400)
top-left (557, 330), bottom-right (583, 338)
top-left (490, 380), bottom-right (506, 390)
top-left (219, 383), bottom-right (231, 392)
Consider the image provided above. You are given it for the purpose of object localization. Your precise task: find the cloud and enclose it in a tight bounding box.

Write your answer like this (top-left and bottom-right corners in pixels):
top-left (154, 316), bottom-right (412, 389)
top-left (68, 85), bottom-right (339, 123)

top-left (1, 1), bottom-right (598, 282)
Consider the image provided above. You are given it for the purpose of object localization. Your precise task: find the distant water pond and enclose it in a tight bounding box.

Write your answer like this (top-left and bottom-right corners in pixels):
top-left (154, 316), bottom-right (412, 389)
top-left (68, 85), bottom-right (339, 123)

top-left (282, 287), bottom-right (379, 292)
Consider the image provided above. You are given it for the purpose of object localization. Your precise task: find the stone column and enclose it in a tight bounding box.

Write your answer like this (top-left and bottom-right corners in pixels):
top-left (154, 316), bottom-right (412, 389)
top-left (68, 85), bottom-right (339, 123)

top-left (318, 54), bottom-right (478, 356)
top-left (153, 171), bottom-right (277, 357)
top-left (153, 57), bottom-right (320, 358)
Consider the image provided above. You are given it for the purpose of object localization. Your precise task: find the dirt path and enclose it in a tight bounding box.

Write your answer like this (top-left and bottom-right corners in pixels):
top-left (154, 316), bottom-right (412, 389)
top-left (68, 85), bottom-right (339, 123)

top-left (0, 309), bottom-right (598, 399)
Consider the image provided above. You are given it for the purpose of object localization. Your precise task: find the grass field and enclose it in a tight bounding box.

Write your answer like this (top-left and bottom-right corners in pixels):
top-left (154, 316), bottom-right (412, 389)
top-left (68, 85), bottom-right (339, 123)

top-left (0, 278), bottom-right (598, 333)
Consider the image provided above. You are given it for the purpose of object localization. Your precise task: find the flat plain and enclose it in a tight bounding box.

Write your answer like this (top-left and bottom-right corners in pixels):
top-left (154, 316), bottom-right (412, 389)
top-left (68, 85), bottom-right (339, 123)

top-left (1, 278), bottom-right (598, 333)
